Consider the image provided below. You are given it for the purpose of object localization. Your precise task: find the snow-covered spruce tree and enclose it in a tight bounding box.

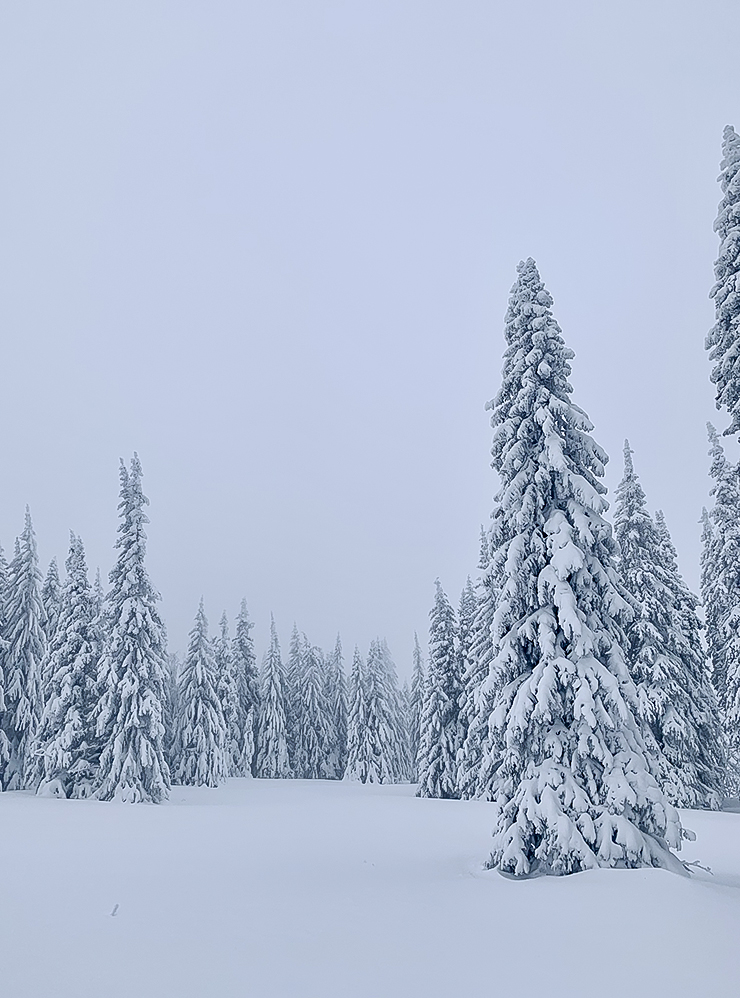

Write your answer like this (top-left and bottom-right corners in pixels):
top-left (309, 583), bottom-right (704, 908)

top-left (163, 652), bottom-right (181, 775)
top-left (95, 455), bottom-right (170, 803)
top-left (215, 612), bottom-right (241, 777)
top-left (479, 259), bottom-right (682, 876)
top-left (255, 616), bottom-right (291, 778)
top-left (365, 639), bottom-right (412, 783)
top-left (1, 509), bottom-right (46, 789)
top-left (232, 599), bottom-right (260, 776)
top-left (417, 581), bottom-right (463, 799)
top-left (707, 125), bottom-right (740, 437)
top-left (284, 623), bottom-right (305, 772)
top-left (457, 528), bottom-right (496, 799)
top-left (31, 534), bottom-right (99, 797)
top-left (408, 633), bottom-right (425, 778)
top-left (41, 558), bottom-right (62, 650)
top-left (456, 579), bottom-right (476, 750)
top-left (174, 601), bottom-right (228, 787)
top-left (294, 643), bottom-right (335, 779)
top-left (344, 646), bottom-right (372, 782)
top-left (703, 424), bottom-right (740, 793)
top-left (324, 635), bottom-right (347, 778)
top-left (615, 441), bottom-right (723, 809)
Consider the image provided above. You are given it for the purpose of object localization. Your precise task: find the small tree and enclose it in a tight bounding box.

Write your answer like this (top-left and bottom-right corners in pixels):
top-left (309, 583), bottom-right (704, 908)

top-left (174, 601), bottom-right (228, 787)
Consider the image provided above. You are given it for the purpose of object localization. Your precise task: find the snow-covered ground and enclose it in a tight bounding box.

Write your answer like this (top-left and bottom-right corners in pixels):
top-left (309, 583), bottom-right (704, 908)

top-left (1, 780), bottom-right (738, 997)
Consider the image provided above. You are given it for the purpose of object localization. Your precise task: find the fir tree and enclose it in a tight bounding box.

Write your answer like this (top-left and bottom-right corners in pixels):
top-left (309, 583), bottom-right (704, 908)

top-left (707, 125), bottom-right (740, 437)
top-left (417, 581), bottom-right (463, 799)
top-left (1, 509), bottom-right (46, 789)
top-left (479, 260), bottom-right (682, 876)
top-left (366, 639), bottom-right (412, 783)
top-left (325, 635), bottom-right (348, 778)
top-left (284, 624), bottom-right (304, 771)
top-left (41, 558), bottom-right (62, 651)
top-left (294, 643), bottom-right (334, 779)
top-left (344, 647), bottom-right (371, 782)
top-left (215, 612), bottom-right (241, 776)
top-left (174, 601), bottom-right (228, 787)
top-left (32, 534), bottom-right (99, 797)
top-left (408, 633), bottom-right (425, 778)
top-left (232, 599), bottom-right (260, 776)
top-left (163, 652), bottom-right (181, 775)
top-left (457, 527), bottom-right (496, 799)
top-left (703, 424), bottom-right (740, 794)
top-left (95, 455), bottom-right (170, 803)
top-left (255, 617), bottom-right (291, 778)
top-left (615, 442), bottom-right (724, 809)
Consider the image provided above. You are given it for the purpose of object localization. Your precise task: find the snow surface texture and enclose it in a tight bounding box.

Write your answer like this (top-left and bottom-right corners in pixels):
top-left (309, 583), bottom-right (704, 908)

top-left (0, 780), bottom-right (737, 998)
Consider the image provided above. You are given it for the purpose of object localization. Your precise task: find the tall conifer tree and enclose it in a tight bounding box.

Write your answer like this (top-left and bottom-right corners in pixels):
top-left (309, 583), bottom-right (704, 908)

top-left (215, 612), bottom-right (241, 777)
top-left (408, 633), bottom-right (425, 778)
top-left (707, 125), bottom-right (740, 436)
top-left (479, 260), bottom-right (682, 876)
top-left (344, 647), bottom-right (372, 782)
top-left (95, 455), bottom-right (170, 803)
top-left (232, 599), bottom-right (259, 776)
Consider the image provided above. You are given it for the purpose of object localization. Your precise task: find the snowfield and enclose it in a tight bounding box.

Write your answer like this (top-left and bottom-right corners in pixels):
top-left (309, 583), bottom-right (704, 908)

top-left (1, 780), bottom-right (739, 997)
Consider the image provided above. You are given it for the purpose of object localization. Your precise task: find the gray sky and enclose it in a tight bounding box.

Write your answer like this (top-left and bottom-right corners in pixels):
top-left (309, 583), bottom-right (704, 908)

top-left (1, 1), bottom-right (738, 673)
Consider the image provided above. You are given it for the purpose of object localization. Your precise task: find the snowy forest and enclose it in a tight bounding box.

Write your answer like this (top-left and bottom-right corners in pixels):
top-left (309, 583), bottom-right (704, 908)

top-left (2, 124), bottom-right (740, 882)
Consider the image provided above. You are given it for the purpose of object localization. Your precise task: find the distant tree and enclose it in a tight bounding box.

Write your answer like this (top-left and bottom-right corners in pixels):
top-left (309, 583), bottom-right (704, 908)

top-left (615, 442), bottom-right (724, 808)
top-left (344, 647), bottom-right (371, 782)
top-left (174, 601), bottom-right (228, 787)
top-left (324, 635), bottom-right (347, 778)
top-left (2, 510), bottom-right (45, 789)
top-left (41, 558), bottom-right (62, 651)
top-left (703, 424), bottom-right (740, 794)
top-left (457, 528), bottom-right (496, 799)
top-left (707, 125), bottom-right (740, 437)
top-left (417, 581), bottom-right (462, 799)
top-left (408, 633), bottom-right (425, 778)
top-left (32, 534), bottom-right (99, 797)
top-left (215, 612), bottom-right (241, 776)
top-left (480, 260), bottom-right (682, 875)
top-left (284, 624), bottom-right (304, 771)
top-left (95, 455), bottom-right (170, 803)
top-left (294, 643), bottom-right (334, 779)
top-left (232, 599), bottom-right (260, 775)
top-left (255, 616), bottom-right (291, 779)
top-left (163, 651), bottom-right (181, 775)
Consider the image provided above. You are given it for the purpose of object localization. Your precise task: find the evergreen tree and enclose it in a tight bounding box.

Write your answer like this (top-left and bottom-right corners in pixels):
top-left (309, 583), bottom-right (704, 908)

top-left (417, 581), bottom-right (463, 799)
top-left (95, 455), bottom-right (170, 803)
top-left (344, 647), bottom-right (372, 782)
top-left (284, 624), bottom-right (304, 771)
top-left (703, 424), bottom-right (740, 793)
top-left (41, 558), bottom-right (62, 651)
top-left (615, 442), bottom-right (724, 809)
top-left (31, 534), bottom-right (99, 797)
top-left (324, 635), bottom-right (347, 778)
top-left (232, 599), bottom-right (260, 776)
top-left (707, 125), bottom-right (740, 436)
top-left (163, 652), bottom-right (181, 775)
top-left (457, 528), bottom-right (496, 799)
top-left (174, 601), bottom-right (228, 787)
top-left (215, 612), bottom-right (241, 776)
top-left (479, 260), bottom-right (682, 876)
top-left (366, 639), bottom-right (412, 783)
top-left (255, 617), bottom-right (291, 778)
top-left (294, 642), bottom-right (334, 779)
top-left (1, 509), bottom-right (45, 789)
top-left (408, 633), bottom-right (425, 779)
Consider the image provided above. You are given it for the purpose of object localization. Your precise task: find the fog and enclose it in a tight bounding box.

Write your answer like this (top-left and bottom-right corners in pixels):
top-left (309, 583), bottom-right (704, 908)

top-left (0, 1), bottom-right (737, 672)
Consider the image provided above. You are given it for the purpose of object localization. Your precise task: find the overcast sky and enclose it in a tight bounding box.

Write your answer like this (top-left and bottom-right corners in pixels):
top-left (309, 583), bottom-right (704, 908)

top-left (0, 1), bottom-right (738, 673)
